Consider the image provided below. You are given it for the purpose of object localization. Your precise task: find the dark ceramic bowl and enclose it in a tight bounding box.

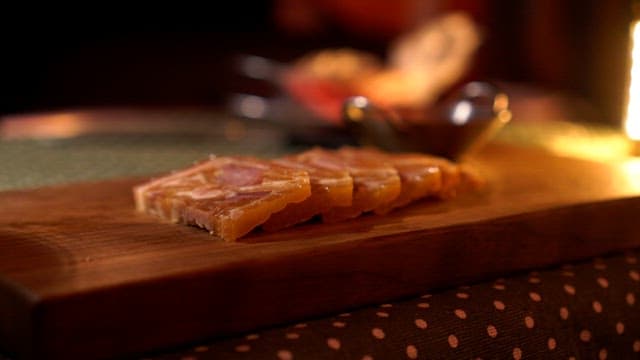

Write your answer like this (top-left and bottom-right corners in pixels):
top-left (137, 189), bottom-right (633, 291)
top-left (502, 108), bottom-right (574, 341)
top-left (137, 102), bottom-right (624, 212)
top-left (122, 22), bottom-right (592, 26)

top-left (342, 82), bottom-right (512, 160)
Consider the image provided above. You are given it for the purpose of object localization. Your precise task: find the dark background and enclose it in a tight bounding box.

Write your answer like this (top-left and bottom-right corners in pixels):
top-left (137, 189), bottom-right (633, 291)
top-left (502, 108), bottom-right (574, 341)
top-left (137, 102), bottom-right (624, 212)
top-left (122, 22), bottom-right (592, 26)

top-left (0, 1), bottom-right (633, 125)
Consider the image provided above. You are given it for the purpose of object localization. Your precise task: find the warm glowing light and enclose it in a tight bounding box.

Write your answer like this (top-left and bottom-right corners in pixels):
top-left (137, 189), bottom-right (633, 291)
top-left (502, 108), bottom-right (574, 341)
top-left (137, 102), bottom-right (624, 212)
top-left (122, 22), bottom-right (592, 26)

top-left (0, 113), bottom-right (86, 139)
top-left (623, 158), bottom-right (640, 192)
top-left (505, 120), bottom-right (633, 161)
top-left (549, 136), bottom-right (632, 161)
top-left (625, 21), bottom-right (640, 140)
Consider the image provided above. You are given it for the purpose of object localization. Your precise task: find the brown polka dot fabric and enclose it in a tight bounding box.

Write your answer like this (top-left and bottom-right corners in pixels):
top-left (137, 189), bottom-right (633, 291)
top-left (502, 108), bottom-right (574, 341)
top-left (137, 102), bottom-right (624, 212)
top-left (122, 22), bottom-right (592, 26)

top-left (144, 250), bottom-right (640, 360)
top-left (1, 251), bottom-right (638, 359)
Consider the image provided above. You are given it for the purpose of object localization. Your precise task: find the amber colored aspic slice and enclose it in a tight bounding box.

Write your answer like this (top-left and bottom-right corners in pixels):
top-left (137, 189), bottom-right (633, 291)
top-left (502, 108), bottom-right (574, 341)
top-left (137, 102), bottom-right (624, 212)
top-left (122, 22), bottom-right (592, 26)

top-left (404, 153), bottom-right (488, 200)
top-left (307, 147), bottom-right (401, 222)
top-left (344, 147), bottom-right (483, 212)
top-left (343, 148), bottom-right (443, 213)
top-left (133, 156), bottom-right (311, 241)
top-left (262, 156), bottom-right (354, 231)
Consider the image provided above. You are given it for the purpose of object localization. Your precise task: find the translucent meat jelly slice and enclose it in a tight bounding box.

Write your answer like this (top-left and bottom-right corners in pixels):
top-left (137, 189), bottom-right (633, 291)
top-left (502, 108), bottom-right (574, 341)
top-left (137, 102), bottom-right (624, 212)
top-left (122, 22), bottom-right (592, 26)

top-left (306, 147), bottom-right (401, 223)
top-left (262, 156), bottom-right (354, 231)
top-left (342, 148), bottom-right (482, 212)
top-left (133, 156), bottom-right (310, 241)
top-left (346, 148), bottom-right (444, 213)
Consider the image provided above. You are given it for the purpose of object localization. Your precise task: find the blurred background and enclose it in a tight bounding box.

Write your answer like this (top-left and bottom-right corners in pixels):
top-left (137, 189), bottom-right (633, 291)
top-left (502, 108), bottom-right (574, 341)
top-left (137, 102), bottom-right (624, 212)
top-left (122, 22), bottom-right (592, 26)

top-left (1, 0), bottom-right (639, 192)
top-left (0, 0), bottom-right (633, 125)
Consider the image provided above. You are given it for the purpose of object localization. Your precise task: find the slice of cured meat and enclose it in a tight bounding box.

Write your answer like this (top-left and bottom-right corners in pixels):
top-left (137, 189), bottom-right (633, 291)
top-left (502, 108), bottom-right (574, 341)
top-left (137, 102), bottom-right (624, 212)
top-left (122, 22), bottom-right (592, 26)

top-left (305, 147), bottom-right (401, 222)
top-left (340, 147), bottom-right (482, 212)
top-left (262, 156), bottom-right (353, 231)
top-left (342, 148), bottom-right (443, 213)
top-left (133, 156), bottom-right (311, 241)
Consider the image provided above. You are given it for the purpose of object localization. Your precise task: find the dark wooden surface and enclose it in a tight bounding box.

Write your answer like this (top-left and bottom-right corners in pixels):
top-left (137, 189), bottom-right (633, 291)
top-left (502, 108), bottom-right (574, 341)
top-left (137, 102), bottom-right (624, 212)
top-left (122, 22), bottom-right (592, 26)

top-left (1, 145), bottom-right (640, 359)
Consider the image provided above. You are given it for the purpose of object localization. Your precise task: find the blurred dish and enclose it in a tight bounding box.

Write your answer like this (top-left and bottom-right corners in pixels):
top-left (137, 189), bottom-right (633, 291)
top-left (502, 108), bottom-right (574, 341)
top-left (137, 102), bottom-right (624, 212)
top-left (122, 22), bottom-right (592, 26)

top-left (228, 12), bottom-right (483, 150)
top-left (281, 12), bottom-right (481, 124)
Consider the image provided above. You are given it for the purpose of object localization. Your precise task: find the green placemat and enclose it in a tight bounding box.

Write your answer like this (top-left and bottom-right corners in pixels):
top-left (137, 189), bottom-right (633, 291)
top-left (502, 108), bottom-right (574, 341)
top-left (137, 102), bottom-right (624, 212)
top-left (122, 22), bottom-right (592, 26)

top-left (0, 132), bottom-right (290, 191)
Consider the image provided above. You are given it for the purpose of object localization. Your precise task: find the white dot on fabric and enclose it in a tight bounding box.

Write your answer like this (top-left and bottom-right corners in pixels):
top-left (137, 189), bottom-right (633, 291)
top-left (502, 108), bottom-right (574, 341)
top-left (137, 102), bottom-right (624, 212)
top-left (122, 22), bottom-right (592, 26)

top-left (630, 270), bottom-right (640, 281)
top-left (327, 338), bottom-right (341, 350)
top-left (421, 294), bottom-right (432, 299)
top-left (333, 321), bottom-right (346, 328)
top-left (454, 309), bottom-right (467, 319)
top-left (580, 330), bottom-right (592, 342)
top-left (524, 316), bottom-right (535, 329)
top-left (277, 349), bottom-right (293, 360)
top-left (494, 300), bottom-right (506, 311)
top-left (560, 307), bottom-right (569, 320)
top-left (376, 311), bottom-right (390, 318)
top-left (529, 292), bottom-right (542, 302)
top-left (286, 333), bottom-right (300, 340)
top-left (599, 348), bottom-right (608, 360)
top-left (616, 321), bottom-right (625, 335)
top-left (597, 277), bottom-right (609, 288)
top-left (529, 277), bottom-right (541, 284)
top-left (235, 344), bottom-right (251, 353)
top-left (487, 325), bottom-right (498, 338)
top-left (448, 334), bottom-right (459, 348)
top-left (457, 292), bottom-right (470, 299)
top-left (406, 345), bottom-right (418, 359)
top-left (380, 304), bottom-right (393, 308)
top-left (415, 318), bottom-right (428, 329)
top-left (564, 284), bottom-right (576, 295)
top-left (627, 292), bottom-right (636, 306)
top-left (548, 337), bottom-right (557, 350)
top-left (417, 302), bottom-right (430, 309)
top-left (593, 300), bottom-right (603, 313)
top-left (512, 347), bottom-right (522, 360)
top-left (493, 283), bottom-right (506, 290)
top-left (294, 323), bottom-right (308, 329)
top-left (372, 328), bottom-right (385, 339)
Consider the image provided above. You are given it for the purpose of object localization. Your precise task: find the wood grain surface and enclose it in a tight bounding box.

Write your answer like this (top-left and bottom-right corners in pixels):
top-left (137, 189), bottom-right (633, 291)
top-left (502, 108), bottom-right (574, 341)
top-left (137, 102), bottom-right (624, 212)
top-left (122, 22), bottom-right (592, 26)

top-left (1, 145), bottom-right (640, 359)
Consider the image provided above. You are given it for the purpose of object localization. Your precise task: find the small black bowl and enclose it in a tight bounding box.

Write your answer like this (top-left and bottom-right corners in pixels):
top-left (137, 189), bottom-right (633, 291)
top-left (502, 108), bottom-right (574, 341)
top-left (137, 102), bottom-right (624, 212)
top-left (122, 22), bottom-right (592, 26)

top-left (342, 82), bottom-right (512, 160)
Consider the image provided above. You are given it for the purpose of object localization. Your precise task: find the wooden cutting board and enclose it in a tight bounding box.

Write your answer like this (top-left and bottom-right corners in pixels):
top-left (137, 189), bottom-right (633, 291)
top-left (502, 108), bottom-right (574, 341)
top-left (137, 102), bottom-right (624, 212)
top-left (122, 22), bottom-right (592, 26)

top-left (1, 145), bottom-right (640, 359)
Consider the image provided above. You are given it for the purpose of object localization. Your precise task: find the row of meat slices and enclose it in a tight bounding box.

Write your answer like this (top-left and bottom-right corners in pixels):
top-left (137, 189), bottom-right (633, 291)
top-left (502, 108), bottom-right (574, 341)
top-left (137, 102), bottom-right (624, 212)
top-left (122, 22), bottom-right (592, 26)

top-left (133, 147), bottom-right (482, 241)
